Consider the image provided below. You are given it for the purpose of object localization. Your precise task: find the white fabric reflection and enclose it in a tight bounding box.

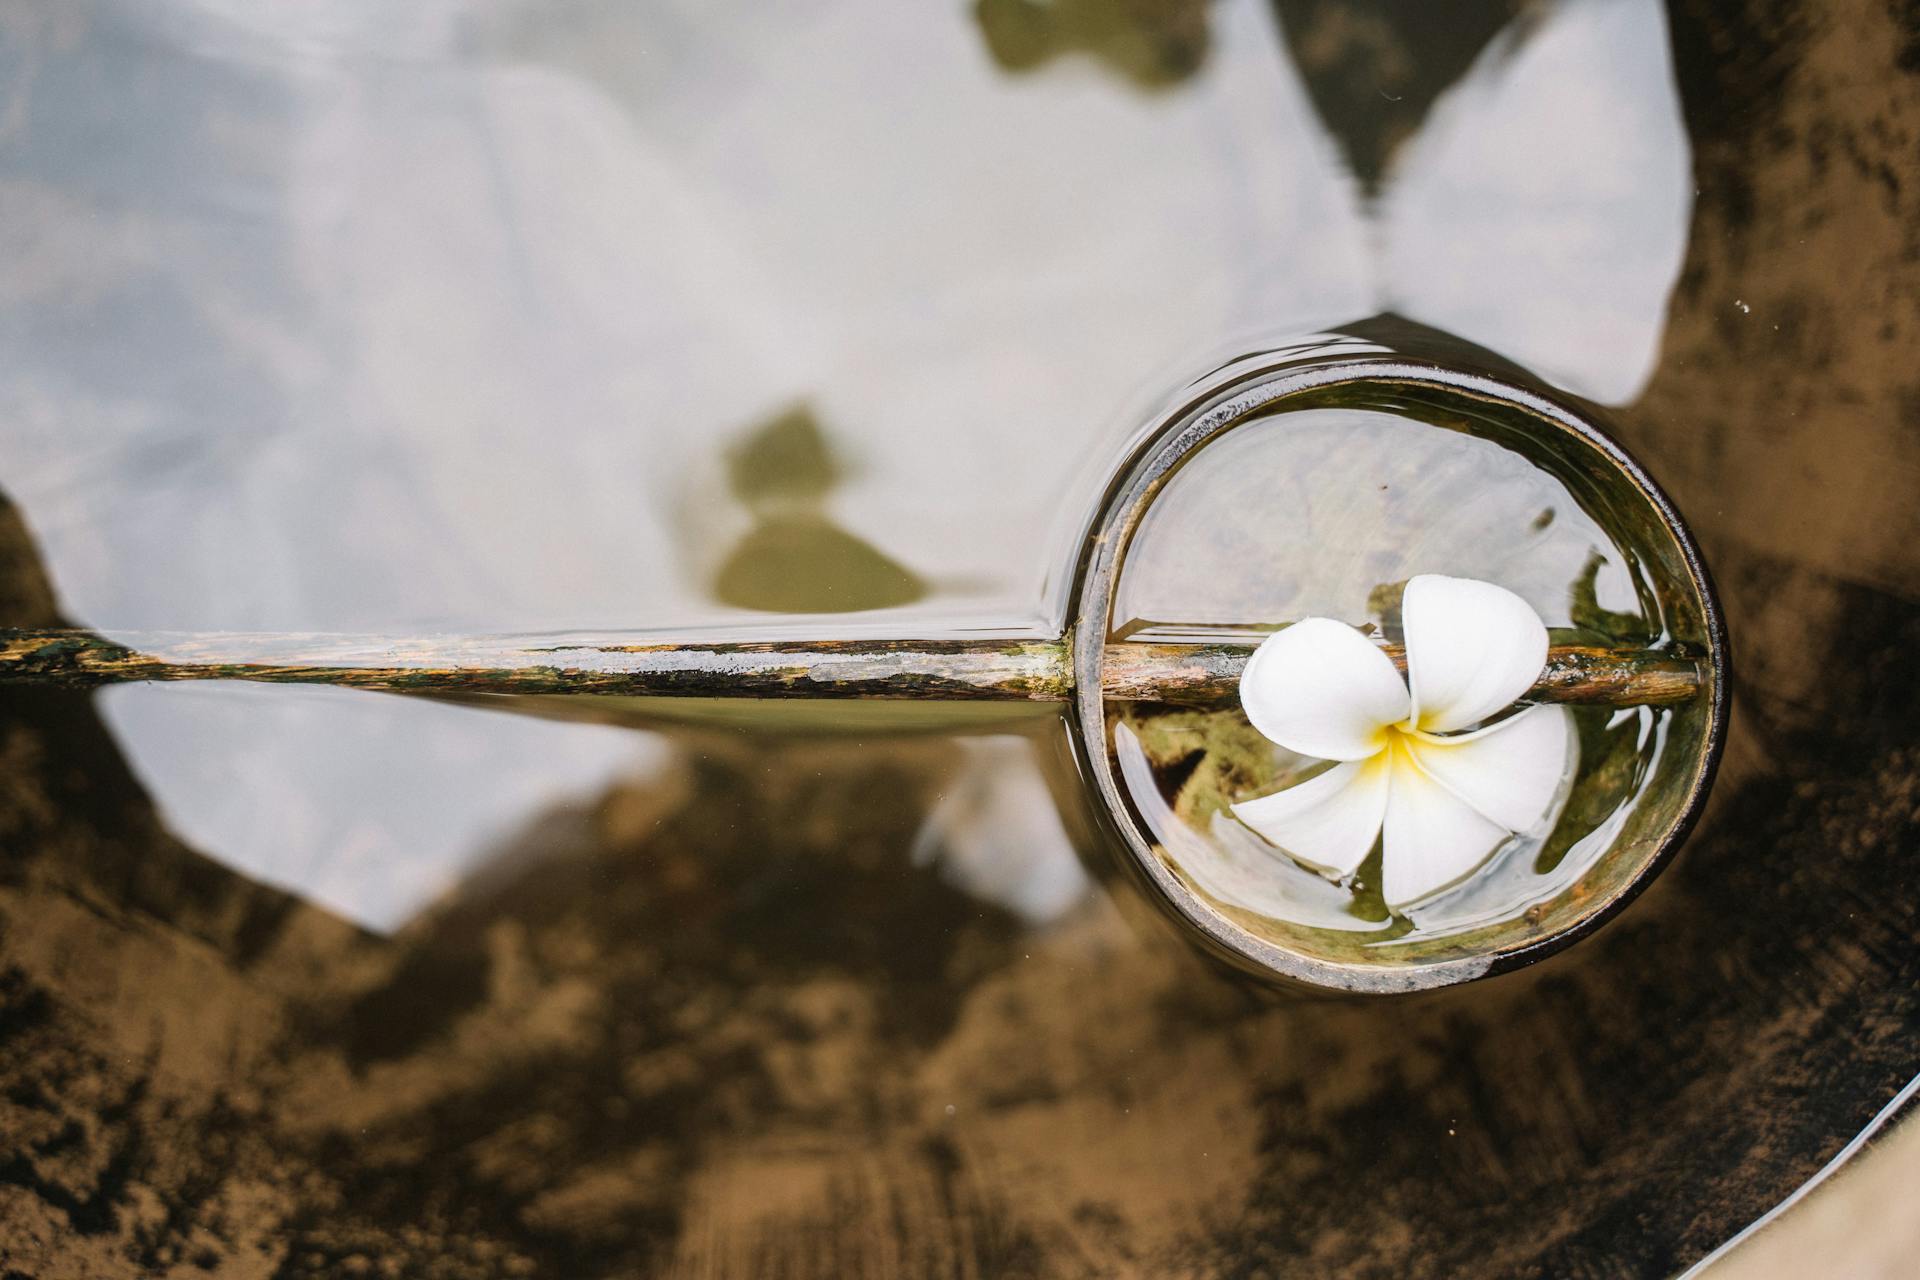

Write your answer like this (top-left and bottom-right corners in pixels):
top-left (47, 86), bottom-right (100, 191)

top-left (0, 0), bottom-right (1688, 926)
top-left (98, 683), bottom-right (666, 932)
top-left (0, 0), bottom-right (1373, 637)
top-left (0, 0), bottom-right (1687, 634)
top-left (911, 737), bottom-right (1090, 926)
top-left (0, 0), bottom-right (1363, 924)
top-left (1378, 0), bottom-right (1693, 405)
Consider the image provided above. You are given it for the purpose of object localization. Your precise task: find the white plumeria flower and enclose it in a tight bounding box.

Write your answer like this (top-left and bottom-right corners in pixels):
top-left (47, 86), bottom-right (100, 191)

top-left (1232, 575), bottom-right (1576, 911)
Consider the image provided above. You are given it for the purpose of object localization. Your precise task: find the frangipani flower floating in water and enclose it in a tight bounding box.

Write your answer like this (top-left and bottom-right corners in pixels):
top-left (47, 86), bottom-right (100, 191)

top-left (1233, 575), bottom-right (1576, 911)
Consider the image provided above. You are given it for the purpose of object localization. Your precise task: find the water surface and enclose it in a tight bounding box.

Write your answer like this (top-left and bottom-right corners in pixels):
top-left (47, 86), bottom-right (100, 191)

top-left (1, 0), bottom-right (1917, 1275)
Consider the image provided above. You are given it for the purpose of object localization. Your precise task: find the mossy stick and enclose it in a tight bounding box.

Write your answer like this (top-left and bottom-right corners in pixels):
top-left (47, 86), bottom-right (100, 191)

top-left (0, 628), bottom-right (1702, 708)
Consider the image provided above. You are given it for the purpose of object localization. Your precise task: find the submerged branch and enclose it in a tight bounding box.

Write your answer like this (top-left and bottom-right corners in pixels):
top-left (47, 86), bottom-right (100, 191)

top-left (0, 629), bottom-right (1703, 708)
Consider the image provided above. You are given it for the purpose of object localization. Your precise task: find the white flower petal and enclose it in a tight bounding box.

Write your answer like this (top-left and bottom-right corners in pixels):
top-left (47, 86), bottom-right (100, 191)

top-left (1406, 705), bottom-right (1576, 833)
top-left (1238, 618), bottom-right (1410, 761)
top-left (1380, 743), bottom-right (1509, 909)
top-left (1232, 757), bottom-right (1390, 879)
top-left (1403, 574), bottom-right (1549, 733)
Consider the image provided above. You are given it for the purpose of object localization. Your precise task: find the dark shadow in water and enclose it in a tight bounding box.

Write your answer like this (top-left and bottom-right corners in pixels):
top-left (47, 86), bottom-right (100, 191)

top-left (973, 0), bottom-right (1213, 89)
top-left (971, 0), bottom-right (1529, 192)
top-left (1273, 0), bottom-right (1533, 192)
top-left (712, 405), bottom-right (927, 613)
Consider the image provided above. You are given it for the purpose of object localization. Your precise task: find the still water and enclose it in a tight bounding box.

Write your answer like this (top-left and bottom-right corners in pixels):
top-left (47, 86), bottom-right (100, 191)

top-left (1, 0), bottom-right (1917, 1275)
top-left (1108, 399), bottom-right (1690, 946)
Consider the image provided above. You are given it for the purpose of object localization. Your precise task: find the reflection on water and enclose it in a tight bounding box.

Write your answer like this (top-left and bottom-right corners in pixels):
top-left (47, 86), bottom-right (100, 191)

top-left (1105, 401), bottom-right (1698, 952)
top-left (1, 0), bottom-right (1915, 1274)
top-left (0, 0), bottom-right (1686, 637)
top-left (96, 682), bottom-right (669, 931)
top-left (974, 0), bottom-right (1213, 89)
top-left (1275, 0), bottom-right (1529, 192)
top-left (1113, 409), bottom-right (1648, 630)
top-left (708, 404), bottom-right (927, 614)
top-left (1367, 0), bottom-right (1691, 405)
top-left (0, 0), bottom-right (1357, 636)
top-left (911, 735), bottom-right (1091, 925)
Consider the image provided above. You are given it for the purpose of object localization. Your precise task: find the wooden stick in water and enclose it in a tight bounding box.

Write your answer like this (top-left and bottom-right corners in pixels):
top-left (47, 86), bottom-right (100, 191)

top-left (1098, 641), bottom-right (1703, 708)
top-left (0, 628), bottom-right (1703, 708)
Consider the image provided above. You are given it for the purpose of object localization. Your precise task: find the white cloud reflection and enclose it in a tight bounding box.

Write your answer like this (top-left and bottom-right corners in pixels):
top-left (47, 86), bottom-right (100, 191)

top-left (97, 682), bottom-right (665, 932)
top-left (911, 737), bottom-right (1091, 927)
top-left (1379, 0), bottom-right (1693, 405)
top-left (0, 0), bottom-right (1690, 928)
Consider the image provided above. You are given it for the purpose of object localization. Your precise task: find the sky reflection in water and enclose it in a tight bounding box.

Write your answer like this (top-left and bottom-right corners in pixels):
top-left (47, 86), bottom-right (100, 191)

top-left (0, 0), bottom-right (1689, 930)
